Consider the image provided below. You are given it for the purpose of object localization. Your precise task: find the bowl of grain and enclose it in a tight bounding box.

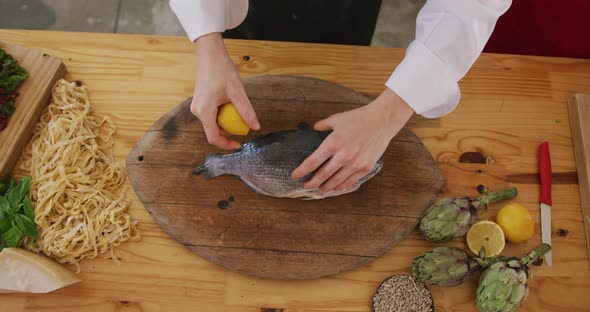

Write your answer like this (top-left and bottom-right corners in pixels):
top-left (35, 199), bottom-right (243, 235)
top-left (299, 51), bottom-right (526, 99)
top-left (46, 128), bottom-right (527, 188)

top-left (372, 274), bottom-right (435, 312)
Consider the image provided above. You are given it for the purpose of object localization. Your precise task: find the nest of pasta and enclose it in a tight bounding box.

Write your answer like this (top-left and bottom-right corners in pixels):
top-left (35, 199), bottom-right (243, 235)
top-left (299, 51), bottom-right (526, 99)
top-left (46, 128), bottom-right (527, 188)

top-left (22, 79), bottom-right (140, 271)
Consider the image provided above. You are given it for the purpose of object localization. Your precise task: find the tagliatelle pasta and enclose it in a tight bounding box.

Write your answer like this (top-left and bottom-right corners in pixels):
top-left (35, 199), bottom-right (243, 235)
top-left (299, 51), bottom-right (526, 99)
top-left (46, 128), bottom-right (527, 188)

top-left (22, 79), bottom-right (140, 271)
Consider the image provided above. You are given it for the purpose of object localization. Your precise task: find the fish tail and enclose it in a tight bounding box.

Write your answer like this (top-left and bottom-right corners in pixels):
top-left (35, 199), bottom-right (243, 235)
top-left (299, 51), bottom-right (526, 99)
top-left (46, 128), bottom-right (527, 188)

top-left (192, 165), bottom-right (206, 175)
top-left (193, 154), bottom-right (226, 179)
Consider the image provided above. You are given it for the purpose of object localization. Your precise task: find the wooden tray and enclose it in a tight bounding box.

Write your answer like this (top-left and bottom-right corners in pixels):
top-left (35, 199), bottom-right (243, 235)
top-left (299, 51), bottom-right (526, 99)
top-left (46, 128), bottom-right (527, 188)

top-left (126, 75), bottom-right (444, 279)
top-left (0, 40), bottom-right (66, 179)
top-left (568, 94), bottom-right (590, 266)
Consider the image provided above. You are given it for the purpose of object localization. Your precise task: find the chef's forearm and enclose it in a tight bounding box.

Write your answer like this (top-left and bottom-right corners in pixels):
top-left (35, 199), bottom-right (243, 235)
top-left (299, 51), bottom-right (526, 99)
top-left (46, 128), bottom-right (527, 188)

top-left (386, 0), bottom-right (512, 118)
top-left (194, 33), bottom-right (226, 55)
top-left (372, 88), bottom-right (414, 130)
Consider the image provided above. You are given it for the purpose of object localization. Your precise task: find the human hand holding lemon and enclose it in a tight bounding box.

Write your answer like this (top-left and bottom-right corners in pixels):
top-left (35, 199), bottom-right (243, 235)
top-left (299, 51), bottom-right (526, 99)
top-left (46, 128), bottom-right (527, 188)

top-left (217, 102), bottom-right (251, 136)
top-left (191, 32), bottom-right (259, 150)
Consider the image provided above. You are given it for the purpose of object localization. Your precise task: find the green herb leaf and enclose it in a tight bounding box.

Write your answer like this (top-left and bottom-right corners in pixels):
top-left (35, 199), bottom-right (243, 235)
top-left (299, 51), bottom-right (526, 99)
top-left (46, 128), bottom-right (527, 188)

top-left (0, 208), bottom-right (9, 233)
top-left (23, 196), bottom-right (35, 222)
top-left (15, 202), bottom-right (23, 214)
top-left (0, 196), bottom-right (8, 213)
top-left (6, 186), bottom-right (20, 209)
top-left (0, 179), bottom-right (7, 196)
top-left (7, 176), bottom-right (16, 190)
top-left (0, 197), bottom-right (12, 233)
top-left (6, 176), bottom-right (30, 209)
top-left (0, 67), bottom-right (28, 91)
top-left (0, 99), bottom-right (16, 115)
top-left (17, 176), bottom-right (31, 202)
top-left (1, 225), bottom-right (22, 247)
top-left (0, 49), bottom-right (29, 91)
top-left (14, 214), bottom-right (38, 240)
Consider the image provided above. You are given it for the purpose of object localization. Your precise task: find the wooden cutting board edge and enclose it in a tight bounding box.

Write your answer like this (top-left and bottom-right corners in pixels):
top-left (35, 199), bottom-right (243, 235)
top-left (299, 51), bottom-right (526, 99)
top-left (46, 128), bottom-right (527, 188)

top-left (0, 40), bottom-right (66, 179)
top-left (126, 75), bottom-right (444, 279)
top-left (125, 97), bottom-right (440, 279)
top-left (568, 93), bottom-right (590, 266)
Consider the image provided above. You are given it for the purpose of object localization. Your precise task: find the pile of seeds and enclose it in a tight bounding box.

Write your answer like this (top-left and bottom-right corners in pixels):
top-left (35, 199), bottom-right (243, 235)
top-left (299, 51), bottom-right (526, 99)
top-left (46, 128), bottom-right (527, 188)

top-left (372, 274), bottom-right (433, 312)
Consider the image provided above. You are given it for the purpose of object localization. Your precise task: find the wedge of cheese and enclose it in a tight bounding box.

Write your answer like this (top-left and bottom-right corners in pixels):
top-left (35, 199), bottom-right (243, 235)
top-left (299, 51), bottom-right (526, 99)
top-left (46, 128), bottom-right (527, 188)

top-left (0, 248), bottom-right (80, 293)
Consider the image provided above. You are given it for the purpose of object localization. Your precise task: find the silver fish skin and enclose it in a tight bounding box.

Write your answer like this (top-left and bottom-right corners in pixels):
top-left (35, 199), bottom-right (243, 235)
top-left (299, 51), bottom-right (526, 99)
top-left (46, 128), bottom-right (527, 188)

top-left (194, 129), bottom-right (383, 199)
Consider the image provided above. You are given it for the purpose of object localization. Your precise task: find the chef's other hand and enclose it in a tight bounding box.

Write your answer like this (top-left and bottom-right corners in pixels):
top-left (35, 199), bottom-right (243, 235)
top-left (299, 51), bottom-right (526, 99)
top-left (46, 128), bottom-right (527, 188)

top-left (291, 88), bottom-right (414, 192)
top-left (191, 32), bottom-right (260, 150)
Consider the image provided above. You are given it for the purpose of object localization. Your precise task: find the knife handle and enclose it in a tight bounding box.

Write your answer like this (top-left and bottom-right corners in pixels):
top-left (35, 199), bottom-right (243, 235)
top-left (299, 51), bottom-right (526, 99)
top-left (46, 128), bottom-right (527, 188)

top-left (539, 141), bottom-right (552, 206)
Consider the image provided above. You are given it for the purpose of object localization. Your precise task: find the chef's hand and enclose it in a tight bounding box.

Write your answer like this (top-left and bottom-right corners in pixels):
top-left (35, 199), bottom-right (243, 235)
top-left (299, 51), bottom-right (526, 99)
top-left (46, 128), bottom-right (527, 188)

top-left (191, 32), bottom-right (260, 149)
top-left (291, 88), bottom-right (414, 192)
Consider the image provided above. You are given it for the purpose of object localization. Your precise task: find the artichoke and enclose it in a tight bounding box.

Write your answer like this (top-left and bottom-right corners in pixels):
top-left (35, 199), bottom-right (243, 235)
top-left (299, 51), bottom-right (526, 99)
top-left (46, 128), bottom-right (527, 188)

top-left (412, 246), bottom-right (497, 286)
top-left (419, 187), bottom-right (518, 242)
top-left (476, 243), bottom-right (551, 312)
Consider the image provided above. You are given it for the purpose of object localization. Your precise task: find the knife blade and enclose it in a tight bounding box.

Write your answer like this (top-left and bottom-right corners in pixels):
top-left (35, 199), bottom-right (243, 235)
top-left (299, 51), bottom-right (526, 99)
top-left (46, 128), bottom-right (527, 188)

top-left (539, 141), bottom-right (553, 267)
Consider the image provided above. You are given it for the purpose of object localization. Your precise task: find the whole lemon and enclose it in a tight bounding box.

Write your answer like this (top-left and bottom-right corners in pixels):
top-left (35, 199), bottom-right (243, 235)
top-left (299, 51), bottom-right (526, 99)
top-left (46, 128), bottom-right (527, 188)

top-left (496, 203), bottom-right (534, 243)
top-left (217, 102), bottom-right (249, 136)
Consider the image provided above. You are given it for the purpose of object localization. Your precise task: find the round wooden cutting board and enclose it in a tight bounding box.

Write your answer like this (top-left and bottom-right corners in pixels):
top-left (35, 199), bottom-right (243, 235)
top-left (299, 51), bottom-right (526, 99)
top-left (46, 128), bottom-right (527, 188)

top-left (126, 75), bottom-right (444, 279)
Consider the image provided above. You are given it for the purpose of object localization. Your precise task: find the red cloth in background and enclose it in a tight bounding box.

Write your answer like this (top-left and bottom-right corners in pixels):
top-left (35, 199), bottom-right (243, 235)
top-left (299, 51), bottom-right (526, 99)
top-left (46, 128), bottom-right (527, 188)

top-left (483, 0), bottom-right (590, 58)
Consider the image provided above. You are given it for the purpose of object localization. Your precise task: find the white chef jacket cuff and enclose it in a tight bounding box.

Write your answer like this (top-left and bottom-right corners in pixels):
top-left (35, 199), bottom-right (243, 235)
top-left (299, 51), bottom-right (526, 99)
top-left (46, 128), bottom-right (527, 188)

top-left (386, 40), bottom-right (461, 118)
top-left (169, 1), bottom-right (228, 42)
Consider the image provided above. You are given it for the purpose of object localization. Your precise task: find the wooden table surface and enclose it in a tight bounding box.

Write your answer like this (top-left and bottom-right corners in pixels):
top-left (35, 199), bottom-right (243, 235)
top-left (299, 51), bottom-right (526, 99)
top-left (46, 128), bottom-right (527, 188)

top-left (1, 29), bottom-right (590, 312)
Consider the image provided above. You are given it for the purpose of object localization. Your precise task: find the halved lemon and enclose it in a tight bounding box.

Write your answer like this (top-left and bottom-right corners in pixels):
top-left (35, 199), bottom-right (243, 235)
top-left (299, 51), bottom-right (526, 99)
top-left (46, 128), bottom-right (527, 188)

top-left (466, 220), bottom-right (506, 257)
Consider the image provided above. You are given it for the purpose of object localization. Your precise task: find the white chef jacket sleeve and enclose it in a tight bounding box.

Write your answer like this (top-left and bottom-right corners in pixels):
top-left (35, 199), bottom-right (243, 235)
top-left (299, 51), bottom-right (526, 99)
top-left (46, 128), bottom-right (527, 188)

top-left (170, 0), bottom-right (249, 43)
top-left (386, 0), bottom-right (512, 118)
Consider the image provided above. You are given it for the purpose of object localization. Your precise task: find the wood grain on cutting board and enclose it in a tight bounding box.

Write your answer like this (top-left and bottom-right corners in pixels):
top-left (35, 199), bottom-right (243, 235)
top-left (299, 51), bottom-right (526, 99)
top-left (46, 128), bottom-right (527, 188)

top-left (568, 94), bottom-right (590, 265)
top-left (126, 75), bottom-right (444, 279)
top-left (0, 40), bottom-right (65, 179)
top-left (1, 29), bottom-right (590, 312)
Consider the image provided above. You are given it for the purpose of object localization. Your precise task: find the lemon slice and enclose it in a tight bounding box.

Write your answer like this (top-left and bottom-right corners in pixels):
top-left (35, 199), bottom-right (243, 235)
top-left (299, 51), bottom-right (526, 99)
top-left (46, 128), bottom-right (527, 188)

top-left (0, 248), bottom-right (80, 293)
top-left (466, 221), bottom-right (506, 257)
top-left (217, 102), bottom-right (249, 136)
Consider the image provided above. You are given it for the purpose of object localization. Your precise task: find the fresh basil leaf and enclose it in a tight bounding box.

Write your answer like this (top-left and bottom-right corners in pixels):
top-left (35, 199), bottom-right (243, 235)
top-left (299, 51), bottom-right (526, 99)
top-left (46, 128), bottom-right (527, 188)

top-left (0, 209), bottom-right (9, 233)
top-left (0, 180), bottom-right (7, 196)
top-left (6, 176), bottom-right (30, 209)
top-left (1, 226), bottom-right (22, 247)
top-left (23, 196), bottom-right (35, 221)
top-left (0, 196), bottom-right (8, 213)
top-left (14, 202), bottom-right (23, 214)
top-left (0, 197), bottom-right (10, 232)
top-left (13, 214), bottom-right (26, 233)
top-left (7, 176), bottom-right (16, 190)
top-left (6, 187), bottom-right (20, 209)
top-left (18, 176), bottom-right (31, 195)
top-left (14, 214), bottom-right (38, 240)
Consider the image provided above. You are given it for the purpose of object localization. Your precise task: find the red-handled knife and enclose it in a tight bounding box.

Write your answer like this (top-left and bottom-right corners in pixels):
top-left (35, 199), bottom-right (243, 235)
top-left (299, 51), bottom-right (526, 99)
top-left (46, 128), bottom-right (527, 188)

top-left (539, 141), bottom-right (553, 267)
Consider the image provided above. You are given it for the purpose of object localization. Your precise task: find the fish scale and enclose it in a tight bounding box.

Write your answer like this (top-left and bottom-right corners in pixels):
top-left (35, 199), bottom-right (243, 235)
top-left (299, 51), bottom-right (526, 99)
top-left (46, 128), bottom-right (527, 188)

top-left (194, 129), bottom-right (383, 199)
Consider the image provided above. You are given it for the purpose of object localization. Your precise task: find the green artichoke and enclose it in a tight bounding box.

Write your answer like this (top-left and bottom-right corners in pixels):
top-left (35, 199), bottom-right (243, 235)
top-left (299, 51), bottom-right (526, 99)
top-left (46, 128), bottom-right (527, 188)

top-left (412, 247), bottom-right (497, 286)
top-left (476, 243), bottom-right (551, 312)
top-left (419, 187), bottom-right (518, 242)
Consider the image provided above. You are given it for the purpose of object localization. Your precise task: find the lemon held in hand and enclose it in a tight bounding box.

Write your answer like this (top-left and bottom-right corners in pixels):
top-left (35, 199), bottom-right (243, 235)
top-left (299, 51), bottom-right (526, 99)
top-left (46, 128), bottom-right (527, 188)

top-left (496, 203), bottom-right (534, 243)
top-left (217, 102), bottom-right (249, 136)
top-left (466, 220), bottom-right (505, 257)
